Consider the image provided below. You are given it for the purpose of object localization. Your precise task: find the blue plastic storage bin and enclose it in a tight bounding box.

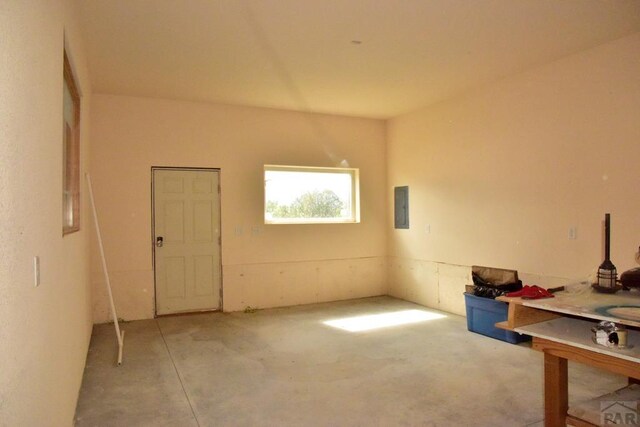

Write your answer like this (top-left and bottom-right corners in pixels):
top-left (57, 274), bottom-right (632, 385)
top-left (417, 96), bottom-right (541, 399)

top-left (464, 293), bottom-right (530, 344)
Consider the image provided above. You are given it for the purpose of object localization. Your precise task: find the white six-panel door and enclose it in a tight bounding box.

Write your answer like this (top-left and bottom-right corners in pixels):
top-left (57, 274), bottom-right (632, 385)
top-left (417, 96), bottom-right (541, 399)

top-left (153, 169), bottom-right (221, 315)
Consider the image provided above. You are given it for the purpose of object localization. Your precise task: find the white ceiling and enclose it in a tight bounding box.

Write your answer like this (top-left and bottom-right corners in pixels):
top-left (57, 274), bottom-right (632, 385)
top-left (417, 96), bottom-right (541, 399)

top-left (76, 0), bottom-right (640, 119)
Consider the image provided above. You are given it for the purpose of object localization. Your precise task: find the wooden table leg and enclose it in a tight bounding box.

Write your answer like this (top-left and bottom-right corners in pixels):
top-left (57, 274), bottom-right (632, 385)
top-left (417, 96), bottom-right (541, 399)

top-left (544, 352), bottom-right (568, 427)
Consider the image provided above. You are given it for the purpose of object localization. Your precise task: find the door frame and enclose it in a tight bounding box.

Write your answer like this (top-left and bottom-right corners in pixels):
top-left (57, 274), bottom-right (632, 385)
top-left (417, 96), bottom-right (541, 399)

top-left (151, 166), bottom-right (223, 317)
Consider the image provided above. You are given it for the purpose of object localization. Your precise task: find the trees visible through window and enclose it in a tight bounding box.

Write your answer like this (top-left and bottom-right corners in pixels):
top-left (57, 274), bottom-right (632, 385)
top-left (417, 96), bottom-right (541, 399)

top-left (63, 50), bottom-right (80, 234)
top-left (264, 165), bottom-right (360, 224)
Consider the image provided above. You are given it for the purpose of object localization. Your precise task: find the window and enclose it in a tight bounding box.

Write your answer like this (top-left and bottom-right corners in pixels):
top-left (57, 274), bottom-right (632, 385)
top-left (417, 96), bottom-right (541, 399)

top-left (264, 165), bottom-right (360, 224)
top-left (63, 50), bottom-right (80, 234)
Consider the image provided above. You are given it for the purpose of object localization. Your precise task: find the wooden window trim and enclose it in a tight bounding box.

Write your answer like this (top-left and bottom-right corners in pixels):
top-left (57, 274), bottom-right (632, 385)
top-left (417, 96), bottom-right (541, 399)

top-left (63, 50), bottom-right (81, 235)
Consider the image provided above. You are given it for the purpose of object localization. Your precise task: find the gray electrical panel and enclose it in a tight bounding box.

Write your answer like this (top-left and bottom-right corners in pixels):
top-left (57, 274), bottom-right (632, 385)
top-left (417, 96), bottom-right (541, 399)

top-left (394, 186), bottom-right (409, 229)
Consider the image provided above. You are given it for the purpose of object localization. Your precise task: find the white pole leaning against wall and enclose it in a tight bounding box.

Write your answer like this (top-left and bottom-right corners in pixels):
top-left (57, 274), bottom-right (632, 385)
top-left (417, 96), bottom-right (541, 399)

top-left (86, 173), bottom-right (125, 366)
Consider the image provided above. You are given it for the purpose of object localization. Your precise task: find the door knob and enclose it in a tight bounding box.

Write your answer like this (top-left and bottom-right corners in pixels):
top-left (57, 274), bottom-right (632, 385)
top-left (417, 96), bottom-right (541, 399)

top-left (156, 236), bottom-right (164, 247)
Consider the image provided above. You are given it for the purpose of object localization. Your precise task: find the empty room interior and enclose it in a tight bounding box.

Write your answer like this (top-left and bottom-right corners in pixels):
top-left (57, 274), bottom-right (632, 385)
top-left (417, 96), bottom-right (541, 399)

top-left (2, 1), bottom-right (640, 426)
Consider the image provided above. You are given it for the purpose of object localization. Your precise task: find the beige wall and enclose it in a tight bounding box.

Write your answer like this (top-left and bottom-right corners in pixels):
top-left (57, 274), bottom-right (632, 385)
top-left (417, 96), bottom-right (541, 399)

top-left (0, 1), bottom-right (93, 425)
top-left (89, 96), bottom-right (387, 321)
top-left (387, 33), bottom-right (640, 315)
top-left (0, 3), bottom-right (636, 424)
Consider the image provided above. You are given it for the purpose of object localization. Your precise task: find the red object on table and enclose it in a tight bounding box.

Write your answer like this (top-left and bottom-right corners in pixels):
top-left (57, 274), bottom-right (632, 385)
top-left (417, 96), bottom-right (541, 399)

top-left (506, 285), bottom-right (555, 299)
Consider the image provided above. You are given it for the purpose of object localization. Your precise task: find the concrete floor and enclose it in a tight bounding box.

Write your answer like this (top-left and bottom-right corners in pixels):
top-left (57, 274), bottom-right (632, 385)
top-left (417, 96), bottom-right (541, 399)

top-left (74, 296), bottom-right (625, 426)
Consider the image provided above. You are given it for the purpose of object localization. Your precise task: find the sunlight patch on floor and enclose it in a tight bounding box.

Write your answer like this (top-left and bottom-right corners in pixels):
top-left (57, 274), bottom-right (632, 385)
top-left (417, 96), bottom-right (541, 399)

top-left (323, 309), bottom-right (446, 332)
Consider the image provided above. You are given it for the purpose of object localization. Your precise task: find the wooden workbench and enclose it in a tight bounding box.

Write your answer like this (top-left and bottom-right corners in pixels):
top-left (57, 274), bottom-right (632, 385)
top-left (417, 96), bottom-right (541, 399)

top-left (496, 288), bottom-right (640, 427)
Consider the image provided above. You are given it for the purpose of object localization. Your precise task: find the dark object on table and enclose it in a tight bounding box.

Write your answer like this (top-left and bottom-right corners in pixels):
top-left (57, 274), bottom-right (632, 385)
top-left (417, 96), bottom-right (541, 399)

top-left (620, 267), bottom-right (640, 290)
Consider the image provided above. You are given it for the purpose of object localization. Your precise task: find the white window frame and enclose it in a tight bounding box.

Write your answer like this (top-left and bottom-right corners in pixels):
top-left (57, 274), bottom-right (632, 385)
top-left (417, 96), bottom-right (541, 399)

top-left (264, 165), bottom-right (360, 225)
